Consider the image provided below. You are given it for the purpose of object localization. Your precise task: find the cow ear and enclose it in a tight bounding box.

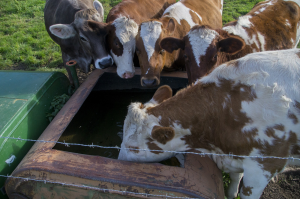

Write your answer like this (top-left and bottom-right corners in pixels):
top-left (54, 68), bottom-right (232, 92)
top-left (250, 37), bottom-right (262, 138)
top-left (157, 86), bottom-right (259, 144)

top-left (160, 37), bottom-right (185, 53)
top-left (93, 0), bottom-right (104, 21)
top-left (166, 18), bottom-right (176, 35)
top-left (151, 126), bottom-right (175, 144)
top-left (87, 21), bottom-right (110, 35)
top-left (152, 85), bottom-right (173, 104)
top-left (217, 36), bottom-right (245, 55)
top-left (50, 24), bottom-right (76, 39)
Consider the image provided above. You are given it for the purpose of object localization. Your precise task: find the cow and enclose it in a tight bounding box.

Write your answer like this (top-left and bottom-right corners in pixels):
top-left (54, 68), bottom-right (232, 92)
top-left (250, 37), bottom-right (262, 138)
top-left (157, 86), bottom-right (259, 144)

top-left (160, 0), bottom-right (300, 84)
top-left (44, 0), bottom-right (113, 84)
top-left (135, 0), bottom-right (223, 87)
top-left (118, 48), bottom-right (300, 199)
top-left (84, 0), bottom-right (176, 79)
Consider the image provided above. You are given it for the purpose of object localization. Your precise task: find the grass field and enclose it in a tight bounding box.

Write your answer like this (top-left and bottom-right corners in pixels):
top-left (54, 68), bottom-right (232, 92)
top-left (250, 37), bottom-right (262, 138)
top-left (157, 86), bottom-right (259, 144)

top-left (0, 0), bottom-right (298, 72)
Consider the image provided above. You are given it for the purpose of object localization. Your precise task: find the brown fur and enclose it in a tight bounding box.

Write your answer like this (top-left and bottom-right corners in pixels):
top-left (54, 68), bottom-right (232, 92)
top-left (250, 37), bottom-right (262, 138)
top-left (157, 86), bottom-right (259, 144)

top-left (151, 126), bottom-right (175, 144)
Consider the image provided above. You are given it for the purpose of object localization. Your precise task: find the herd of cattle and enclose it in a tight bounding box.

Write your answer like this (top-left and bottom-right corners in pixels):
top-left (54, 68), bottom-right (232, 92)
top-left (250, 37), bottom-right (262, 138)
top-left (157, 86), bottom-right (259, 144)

top-left (45, 0), bottom-right (300, 198)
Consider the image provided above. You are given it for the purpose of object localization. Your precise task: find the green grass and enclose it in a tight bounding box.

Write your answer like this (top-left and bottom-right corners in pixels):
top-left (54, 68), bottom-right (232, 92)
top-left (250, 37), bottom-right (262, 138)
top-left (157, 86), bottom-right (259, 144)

top-left (0, 0), bottom-right (299, 71)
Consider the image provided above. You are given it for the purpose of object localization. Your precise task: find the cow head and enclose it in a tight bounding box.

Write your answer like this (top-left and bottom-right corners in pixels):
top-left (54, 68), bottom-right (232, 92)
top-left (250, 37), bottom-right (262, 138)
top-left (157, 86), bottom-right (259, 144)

top-left (118, 85), bottom-right (189, 162)
top-left (136, 18), bottom-right (180, 87)
top-left (107, 17), bottom-right (139, 79)
top-left (160, 25), bottom-right (245, 84)
top-left (49, 0), bottom-right (114, 72)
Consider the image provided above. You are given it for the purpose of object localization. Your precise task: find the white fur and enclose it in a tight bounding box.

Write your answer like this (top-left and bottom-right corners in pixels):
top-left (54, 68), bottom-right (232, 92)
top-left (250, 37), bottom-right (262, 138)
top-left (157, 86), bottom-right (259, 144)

top-left (111, 17), bottom-right (138, 77)
top-left (50, 24), bottom-right (76, 39)
top-left (188, 28), bottom-right (219, 67)
top-left (163, 2), bottom-right (202, 27)
top-left (220, 0), bottom-right (224, 14)
top-left (295, 21), bottom-right (300, 48)
top-left (140, 21), bottom-right (162, 61)
top-left (257, 32), bottom-right (266, 51)
top-left (285, 19), bottom-right (292, 28)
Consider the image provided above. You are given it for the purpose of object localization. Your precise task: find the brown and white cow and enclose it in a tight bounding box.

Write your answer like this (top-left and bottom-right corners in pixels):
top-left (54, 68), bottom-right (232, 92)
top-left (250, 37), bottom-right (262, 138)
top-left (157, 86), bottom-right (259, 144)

top-left (161, 0), bottom-right (300, 84)
top-left (44, 0), bottom-right (113, 81)
top-left (135, 0), bottom-right (223, 87)
top-left (118, 49), bottom-right (300, 199)
top-left (84, 0), bottom-right (176, 79)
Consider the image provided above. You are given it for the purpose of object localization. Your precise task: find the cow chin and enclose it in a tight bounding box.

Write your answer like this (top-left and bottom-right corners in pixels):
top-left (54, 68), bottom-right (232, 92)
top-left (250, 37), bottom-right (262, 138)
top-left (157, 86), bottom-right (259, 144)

top-left (76, 58), bottom-right (92, 74)
top-left (118, 145), bottom-right (175, 163)
top-left (141, 76), bottom-right (160, 87)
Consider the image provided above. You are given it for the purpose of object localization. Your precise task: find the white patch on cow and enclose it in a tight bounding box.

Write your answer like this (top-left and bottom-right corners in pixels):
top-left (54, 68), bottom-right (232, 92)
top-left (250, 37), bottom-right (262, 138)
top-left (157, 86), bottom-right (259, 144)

top-left (163, 2), bottom-right (202, 27)
top-left (241, 150), bottom-right (273, 198)
top-left (187, 28), bottom-right (219, 67)
top-left (111, 17), bottom-right (138, 77)
top-left (199, 49), bottom-right (300, 144)
top-left (285, 19), bottom-right (292, 28)
top-left (223, 15), bottom-right (263, 51)
top-left (257, 32), bottom-right (266, 51)
top-left (237, 15), bottom-right (253, 28)
top-left (140, 21), bottom-right (162, 61)
top-left (220, 0), bottom-right (224, 15)
top-left (295, 21), bottom-right (300, 48)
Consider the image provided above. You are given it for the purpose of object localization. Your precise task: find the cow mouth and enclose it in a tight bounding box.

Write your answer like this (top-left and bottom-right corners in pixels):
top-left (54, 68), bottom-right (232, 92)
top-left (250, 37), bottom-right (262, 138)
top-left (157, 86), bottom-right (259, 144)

top-left (141, 76), bottom-right (160, 87)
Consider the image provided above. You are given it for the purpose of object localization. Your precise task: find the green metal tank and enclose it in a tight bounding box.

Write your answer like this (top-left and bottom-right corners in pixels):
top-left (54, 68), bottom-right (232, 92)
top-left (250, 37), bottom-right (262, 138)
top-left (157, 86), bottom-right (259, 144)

top-left (0, 71), bottom-right (70, 198)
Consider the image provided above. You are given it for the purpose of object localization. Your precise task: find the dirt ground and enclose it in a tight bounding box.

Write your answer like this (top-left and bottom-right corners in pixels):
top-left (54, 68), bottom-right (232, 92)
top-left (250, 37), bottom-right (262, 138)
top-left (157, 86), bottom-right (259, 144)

top-left (260, 166), bottom-right (300, 199)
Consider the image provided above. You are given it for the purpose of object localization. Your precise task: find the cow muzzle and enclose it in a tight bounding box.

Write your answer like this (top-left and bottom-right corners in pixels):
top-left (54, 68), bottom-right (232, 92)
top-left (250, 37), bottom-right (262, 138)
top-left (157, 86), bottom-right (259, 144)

top-left (141, 76), bottom-right (160, 87)
top-left (95, 56), bottom-right (114, 69)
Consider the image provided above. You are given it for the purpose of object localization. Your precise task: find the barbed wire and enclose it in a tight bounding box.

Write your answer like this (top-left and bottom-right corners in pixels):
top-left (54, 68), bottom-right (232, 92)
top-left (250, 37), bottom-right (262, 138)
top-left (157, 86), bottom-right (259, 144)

top-left (0, 174), bottom-right (199, 199)
top-left (1, 135), bottom-right (300, 161)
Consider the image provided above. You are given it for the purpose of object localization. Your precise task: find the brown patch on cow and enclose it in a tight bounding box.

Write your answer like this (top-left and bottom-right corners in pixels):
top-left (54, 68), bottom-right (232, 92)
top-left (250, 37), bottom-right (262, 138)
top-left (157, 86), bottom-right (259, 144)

top-left (146, 138), bottom-right (163, 154)
top-left (139, 104), bottom-right (145, 109)
top-left (288, 111), bottom-right (298, 124)
top-left (128, 146), bottom-right (140, 154)
top-left (107, 25), bottom-right (123, 57)
top-left (295, 101), bottom-right (300, 114)
top-left (274, 124), bottom-right (285, 131)
top-left (189, 10), bottom-right (201, 25)
top-left (242, 185), bottom-right (253, 196)
top-left (151, 126), bottom-right (175, 144)
top-left (226, 60), bottom-right (239, 67)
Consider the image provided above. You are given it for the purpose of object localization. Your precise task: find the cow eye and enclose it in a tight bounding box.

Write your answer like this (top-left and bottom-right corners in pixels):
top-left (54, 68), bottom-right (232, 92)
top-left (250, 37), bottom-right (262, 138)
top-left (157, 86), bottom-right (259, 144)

top-left (80, 36), bottom-right (87, 42)
top-left (184, 54), bottom-right (188, 60)
top-left (159, 49), bottom-right (165, 54)
top-left (213, 54), bottom-right (218, 60)
top-left (115, 41), bottom-right (120, 48)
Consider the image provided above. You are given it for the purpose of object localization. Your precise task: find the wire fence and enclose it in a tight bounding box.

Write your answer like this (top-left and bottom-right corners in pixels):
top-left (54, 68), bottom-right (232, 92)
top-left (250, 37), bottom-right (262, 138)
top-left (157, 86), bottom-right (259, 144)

top-left (1, 135), bottom-right (299, 199)
top-left (1, 135), bottom-right (300, 161)
top-left (0, 174), bottom-right (199, 199)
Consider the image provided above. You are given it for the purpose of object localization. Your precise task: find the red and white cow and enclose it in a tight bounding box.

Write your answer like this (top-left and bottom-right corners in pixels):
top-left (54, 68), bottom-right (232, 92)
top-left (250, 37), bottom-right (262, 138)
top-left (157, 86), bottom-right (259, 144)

top-left (86, 0), bottom-right (176, 79)
top-left (136, 0), bottom-right (223, 87)
top-left (118, 49), bottom-right (300, 199)
top-left (161, 0), bottom-right (300, 84)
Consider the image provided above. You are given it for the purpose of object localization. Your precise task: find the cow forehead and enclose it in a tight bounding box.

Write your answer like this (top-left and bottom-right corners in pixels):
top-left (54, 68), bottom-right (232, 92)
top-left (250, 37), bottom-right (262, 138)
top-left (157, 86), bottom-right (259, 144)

top-left (140, 21), bottom-right (163, 61)
top-left (74, 9), bottom-right (101, 26)
top-left (187, 28), bottom-right (219, 67)
top-left (113, 16), bottom-right (138, 45)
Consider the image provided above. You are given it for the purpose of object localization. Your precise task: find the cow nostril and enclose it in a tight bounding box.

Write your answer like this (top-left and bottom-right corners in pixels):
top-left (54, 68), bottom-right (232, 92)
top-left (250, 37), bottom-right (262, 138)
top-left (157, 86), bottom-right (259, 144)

top-left (142, 78), bottom-right (156, 86)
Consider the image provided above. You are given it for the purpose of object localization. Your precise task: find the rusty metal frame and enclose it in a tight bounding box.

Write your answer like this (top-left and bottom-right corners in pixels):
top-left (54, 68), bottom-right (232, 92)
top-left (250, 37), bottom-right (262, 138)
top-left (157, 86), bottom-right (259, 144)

top-left (5, 68), bottom-right (224, 199)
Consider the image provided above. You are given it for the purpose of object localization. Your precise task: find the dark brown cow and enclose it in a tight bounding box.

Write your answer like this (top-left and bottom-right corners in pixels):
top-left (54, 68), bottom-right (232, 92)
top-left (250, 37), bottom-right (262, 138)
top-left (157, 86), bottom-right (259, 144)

top-left (135, 0), bottom-right (223, 87)
top-left (45, 0), bottom-right (112, 83)
top-left (118, 49), bottom-right (300, 199)
top-left (86, 0), bottom-right (176, 79)
top-left (161, 0), bottom-right (300, 84)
